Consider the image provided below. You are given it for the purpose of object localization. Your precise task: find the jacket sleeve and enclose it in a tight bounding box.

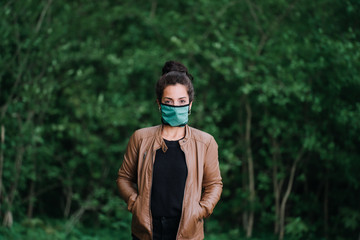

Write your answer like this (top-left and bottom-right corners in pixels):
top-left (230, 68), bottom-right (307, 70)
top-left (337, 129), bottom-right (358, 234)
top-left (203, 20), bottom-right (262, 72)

top-left (117, 131), bottom-right (139, 212)
top-left (200, 136), bottom-right (223, 218)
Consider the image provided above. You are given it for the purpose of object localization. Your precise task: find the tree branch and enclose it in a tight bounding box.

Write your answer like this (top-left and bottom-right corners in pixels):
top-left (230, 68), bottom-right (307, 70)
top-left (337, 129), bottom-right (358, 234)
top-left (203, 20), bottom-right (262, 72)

top-left (245, 0), bottom-right (264, 36)
top-left (256, 0), bottom-right (300, 56)
top-left (201, 1), bottom-right (237, 40)
top-left (149, 0), bottom-right (157, 19)
top-left (35, 0), bottom-right (53, 33)
top-left (21, 183), bottom-right (59, 204)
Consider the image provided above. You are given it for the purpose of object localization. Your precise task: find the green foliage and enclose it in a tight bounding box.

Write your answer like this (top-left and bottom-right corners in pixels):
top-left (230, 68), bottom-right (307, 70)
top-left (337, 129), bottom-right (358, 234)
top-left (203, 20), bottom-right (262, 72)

top-left (1, 0), bottom-right (360, 239)
top-left (339, 208), bottom-right (360, 231)
top-left (0, 218), bottom-right (130, 240)
top-left (285, 217), bottom-right (309, 240)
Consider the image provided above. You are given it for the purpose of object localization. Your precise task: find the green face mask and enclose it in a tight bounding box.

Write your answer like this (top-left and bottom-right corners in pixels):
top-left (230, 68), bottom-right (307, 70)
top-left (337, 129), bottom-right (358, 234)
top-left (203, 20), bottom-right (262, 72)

top-left (160, 103), bottom-right (190, 127)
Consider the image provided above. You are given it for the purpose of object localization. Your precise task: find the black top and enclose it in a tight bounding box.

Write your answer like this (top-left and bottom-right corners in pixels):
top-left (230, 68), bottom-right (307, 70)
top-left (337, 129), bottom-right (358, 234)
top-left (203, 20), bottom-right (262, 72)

top-left (151, 139), bottom-right (188, 218)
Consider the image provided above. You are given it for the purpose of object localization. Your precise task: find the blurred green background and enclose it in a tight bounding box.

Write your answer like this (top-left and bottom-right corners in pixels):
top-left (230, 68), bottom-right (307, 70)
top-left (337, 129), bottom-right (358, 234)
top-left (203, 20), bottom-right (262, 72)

top-left (1, 0), bottom-right (359, 239)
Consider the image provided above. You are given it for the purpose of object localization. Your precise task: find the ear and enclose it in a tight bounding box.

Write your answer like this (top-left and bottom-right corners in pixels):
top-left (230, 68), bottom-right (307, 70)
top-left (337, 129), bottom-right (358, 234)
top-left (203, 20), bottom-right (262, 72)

top-left (157, 99), bottom-right (161, 110)
top-left (189, 101), bottom-right (193, 110)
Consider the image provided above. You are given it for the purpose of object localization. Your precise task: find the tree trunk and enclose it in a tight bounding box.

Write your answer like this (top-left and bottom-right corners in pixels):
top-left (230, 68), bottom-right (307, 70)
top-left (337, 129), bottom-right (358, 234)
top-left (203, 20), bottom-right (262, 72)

top-left (2, 210), bottom-right (13, 227)
top-left (64, 185), bottom-right (73, 218)
top-left (324, 170), bottom-right (329, 239)
top-left (242, 159), bottom-right (248, 232)
top-left (3, 146), bottom-right (25, 227)
top-left (9, 146), bottom-right (25, 204)
top-left (27, 179), bottom-right (36, 218)
top-left (245, 100), bottom-right (255, 238)
top-left (150, 0), bottom-right (157, 18)
top-left (27, 148), bottom-right (38, 219)
top-left (278, 148), bottom-right (304, 240)
top-left (65, 194), bottom-right (96, 234)
top-left (0, 125), bottom-right (4, 218)
top-left (271, 138), bottom-right (285, 234)
top-left (272, 139), bottom-right (280, 234)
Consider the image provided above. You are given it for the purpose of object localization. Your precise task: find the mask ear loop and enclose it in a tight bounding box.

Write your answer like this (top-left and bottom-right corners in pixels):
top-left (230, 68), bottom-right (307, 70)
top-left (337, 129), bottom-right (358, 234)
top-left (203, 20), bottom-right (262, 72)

top-left (188, 108), bottom-right (191, 116)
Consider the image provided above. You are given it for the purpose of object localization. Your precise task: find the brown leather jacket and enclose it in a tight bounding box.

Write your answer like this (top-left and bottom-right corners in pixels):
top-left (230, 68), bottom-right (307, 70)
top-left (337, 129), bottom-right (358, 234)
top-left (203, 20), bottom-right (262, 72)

top-left (117, 125), bottom-right (222, 240)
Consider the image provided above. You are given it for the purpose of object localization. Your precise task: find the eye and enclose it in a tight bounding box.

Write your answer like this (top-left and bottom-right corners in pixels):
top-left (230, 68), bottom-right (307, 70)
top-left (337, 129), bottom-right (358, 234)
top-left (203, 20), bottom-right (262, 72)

top-left (164, 100), bottom-right (173, 104)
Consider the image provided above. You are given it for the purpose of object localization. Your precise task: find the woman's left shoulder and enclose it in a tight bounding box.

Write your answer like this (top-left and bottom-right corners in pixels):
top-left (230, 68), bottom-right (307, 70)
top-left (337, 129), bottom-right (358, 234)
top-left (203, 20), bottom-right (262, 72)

top-left (188, 126), bottom-right (216, 145)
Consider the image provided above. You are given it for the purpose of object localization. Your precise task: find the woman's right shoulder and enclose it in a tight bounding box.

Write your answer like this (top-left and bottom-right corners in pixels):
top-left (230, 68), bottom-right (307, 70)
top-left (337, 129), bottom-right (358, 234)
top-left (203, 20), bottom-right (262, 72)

top-left (131, 125), bottom-right (161, 141)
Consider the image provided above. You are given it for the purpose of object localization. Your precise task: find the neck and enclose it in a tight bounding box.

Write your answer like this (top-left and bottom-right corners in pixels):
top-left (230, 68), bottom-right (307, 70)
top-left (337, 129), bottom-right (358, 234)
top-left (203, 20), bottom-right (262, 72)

top-left (161, 125), bottom-right (186, 141)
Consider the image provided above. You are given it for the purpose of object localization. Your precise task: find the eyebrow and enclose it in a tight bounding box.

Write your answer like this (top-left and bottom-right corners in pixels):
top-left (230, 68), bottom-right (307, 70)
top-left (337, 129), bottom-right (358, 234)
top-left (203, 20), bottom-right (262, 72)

top-left (163, 97), bottom-right (187, 100)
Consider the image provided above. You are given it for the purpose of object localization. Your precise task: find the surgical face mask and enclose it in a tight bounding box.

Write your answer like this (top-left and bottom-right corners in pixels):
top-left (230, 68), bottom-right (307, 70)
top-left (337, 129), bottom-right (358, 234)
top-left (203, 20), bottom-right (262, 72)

top-left (160, 103), bottom-right (190, 127)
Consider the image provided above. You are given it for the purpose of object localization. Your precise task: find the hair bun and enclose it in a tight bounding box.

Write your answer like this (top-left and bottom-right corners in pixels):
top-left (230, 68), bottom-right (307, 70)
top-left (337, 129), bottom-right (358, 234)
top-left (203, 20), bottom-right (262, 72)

top-left (162, 61), bottom-right (187, 74)
top-left (162, 61), bottom-right (193, 81)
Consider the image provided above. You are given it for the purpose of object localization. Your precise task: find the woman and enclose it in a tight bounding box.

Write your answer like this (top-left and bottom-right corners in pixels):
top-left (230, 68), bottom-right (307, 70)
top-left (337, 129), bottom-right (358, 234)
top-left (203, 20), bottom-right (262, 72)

top-left (117, 61), bottom-right (222, 240)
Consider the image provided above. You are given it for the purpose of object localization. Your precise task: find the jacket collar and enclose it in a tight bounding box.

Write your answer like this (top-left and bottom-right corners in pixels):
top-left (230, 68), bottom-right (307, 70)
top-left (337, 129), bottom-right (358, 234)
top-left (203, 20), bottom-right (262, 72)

top-left (154, 125), bottom-right (191, 152)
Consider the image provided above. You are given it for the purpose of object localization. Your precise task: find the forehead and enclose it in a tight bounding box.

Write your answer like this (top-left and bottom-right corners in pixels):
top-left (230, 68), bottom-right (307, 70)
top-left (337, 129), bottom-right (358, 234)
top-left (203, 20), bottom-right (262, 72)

top-left (162, 84), bottom-right (188, 98)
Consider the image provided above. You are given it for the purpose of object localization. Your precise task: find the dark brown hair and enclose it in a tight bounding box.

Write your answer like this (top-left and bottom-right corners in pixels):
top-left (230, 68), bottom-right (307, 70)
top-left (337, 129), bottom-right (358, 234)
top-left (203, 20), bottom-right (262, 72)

top-left (156, 61), bottom-right (195, 103)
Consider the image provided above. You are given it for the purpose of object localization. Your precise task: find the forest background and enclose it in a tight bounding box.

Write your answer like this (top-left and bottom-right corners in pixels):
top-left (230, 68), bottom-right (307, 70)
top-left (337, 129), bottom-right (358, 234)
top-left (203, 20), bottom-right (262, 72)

top-left (1, 0), bottom-right (359, 239)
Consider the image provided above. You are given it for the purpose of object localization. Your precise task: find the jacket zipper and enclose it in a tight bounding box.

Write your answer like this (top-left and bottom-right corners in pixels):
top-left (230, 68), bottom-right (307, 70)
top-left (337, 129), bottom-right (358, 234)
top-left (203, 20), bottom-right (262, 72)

top-left (149, 150), bottom-right (156, 240)
top-left (176, 144), bottom-right (188, 239)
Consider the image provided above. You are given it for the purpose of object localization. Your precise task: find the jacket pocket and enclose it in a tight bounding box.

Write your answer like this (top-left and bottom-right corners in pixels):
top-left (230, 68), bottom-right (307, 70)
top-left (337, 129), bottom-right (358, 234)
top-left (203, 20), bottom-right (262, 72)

top-left (179, 204), bottom-right (204, 238)
top-left (130, 195), bottom-right (140, 214)
top-left (131, 195), bottom-right (151, 236)
top-left (195, 202), bottom-right (205, 220)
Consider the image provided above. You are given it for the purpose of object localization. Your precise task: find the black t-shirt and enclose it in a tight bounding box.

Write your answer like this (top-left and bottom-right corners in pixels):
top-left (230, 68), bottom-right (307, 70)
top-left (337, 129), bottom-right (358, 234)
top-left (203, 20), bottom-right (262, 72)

top-left (151, 139), bottom-right (188, 218)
